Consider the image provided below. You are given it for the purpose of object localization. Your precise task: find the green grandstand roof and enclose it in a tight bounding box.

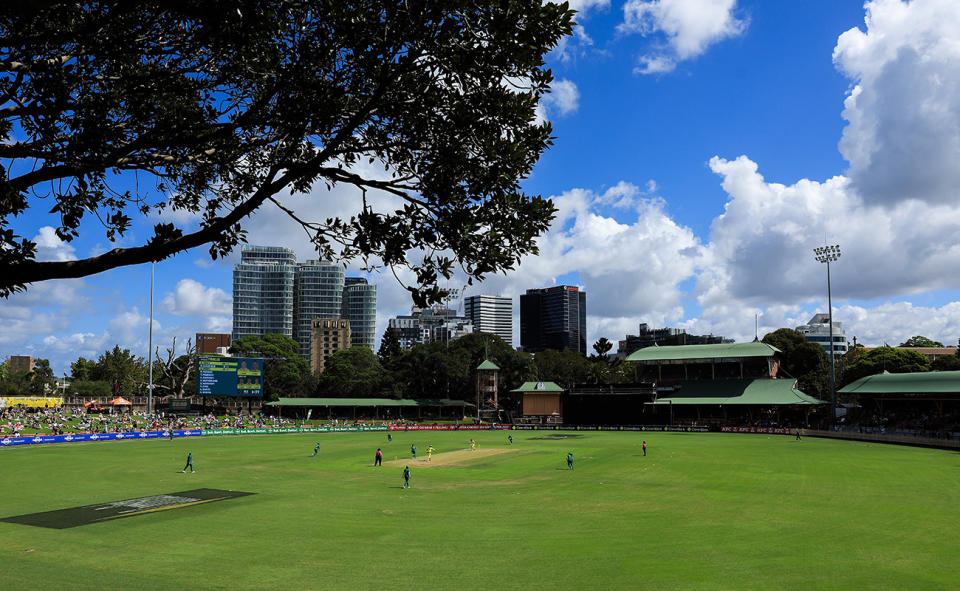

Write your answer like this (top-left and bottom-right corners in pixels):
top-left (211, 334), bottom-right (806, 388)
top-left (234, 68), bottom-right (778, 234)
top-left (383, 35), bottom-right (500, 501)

top-left (510, 381), bottom-right (564, 393)
top-left (266, 398), bottom-right (418, 407)
top-left (839, 371), bottom-right (960, 395)
top-left (647, 379), bottom-right (824, 406)
top-left (476, 359), bottom-right (500, 370)
top-left (627, 341), bottom-right (781, 363)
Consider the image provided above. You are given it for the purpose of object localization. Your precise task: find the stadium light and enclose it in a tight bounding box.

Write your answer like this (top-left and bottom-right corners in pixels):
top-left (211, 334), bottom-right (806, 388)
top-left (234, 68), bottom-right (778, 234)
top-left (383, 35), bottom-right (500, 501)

top-left (813, 244), bottom-right (841, 427)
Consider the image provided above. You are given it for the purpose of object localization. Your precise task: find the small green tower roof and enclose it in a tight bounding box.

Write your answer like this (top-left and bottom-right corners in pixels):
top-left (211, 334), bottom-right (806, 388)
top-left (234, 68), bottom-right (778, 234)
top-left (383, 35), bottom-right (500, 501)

top-left (476, 359), bottom-right (500, 370)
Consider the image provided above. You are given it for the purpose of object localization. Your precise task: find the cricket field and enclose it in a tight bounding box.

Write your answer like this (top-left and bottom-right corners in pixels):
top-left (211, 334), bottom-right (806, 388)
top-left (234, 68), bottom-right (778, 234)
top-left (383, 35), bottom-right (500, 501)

top-left (1, 430), bottom-right (958, 590)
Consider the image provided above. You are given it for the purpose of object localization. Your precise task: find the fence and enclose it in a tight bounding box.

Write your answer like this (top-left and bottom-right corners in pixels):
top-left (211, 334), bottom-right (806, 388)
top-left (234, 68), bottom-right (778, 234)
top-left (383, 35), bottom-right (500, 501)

top-left (801, 428), bottom-right (960, 451)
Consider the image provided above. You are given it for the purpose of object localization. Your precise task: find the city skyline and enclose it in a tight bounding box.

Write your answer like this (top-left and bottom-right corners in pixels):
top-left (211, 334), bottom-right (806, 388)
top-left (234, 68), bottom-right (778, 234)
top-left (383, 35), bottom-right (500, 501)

top-left (5, 1), bottom-right (960, 375)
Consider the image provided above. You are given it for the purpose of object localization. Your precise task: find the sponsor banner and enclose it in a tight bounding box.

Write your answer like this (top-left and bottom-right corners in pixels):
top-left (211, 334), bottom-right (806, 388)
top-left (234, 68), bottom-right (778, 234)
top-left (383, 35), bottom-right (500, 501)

top-left (506, 424), bottom-right (710, 432)
top-left (62, 433), bottom-right (92, 443)
top-left (321, 426), bottom-right (388, 432)
top-left (389, 425), bottom-right (508, 432)
top-left (201, 425), bottom-right (388, 437)
top-left (721, 426), bottom-right (792, 434)
top-left (202, 429), bottom-right (235, 436)
top-left (0, 396), bottom-right (64, 408)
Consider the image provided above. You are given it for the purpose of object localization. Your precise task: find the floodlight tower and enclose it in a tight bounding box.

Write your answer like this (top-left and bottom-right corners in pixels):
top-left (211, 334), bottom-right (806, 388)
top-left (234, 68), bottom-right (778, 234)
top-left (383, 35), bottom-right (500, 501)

top-left (813, 244), bottom-right (841, 426)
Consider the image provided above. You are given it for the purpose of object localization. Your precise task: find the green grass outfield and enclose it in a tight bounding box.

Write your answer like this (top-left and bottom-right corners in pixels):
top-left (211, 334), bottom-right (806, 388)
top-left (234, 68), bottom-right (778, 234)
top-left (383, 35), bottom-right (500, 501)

top-left (1, 431), bottom-right (958, 590)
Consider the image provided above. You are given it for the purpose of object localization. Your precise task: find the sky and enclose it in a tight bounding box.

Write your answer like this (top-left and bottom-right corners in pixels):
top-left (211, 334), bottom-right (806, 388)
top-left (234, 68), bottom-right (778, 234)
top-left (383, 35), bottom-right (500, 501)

top-left (6, 0), bottom-right (960, 376)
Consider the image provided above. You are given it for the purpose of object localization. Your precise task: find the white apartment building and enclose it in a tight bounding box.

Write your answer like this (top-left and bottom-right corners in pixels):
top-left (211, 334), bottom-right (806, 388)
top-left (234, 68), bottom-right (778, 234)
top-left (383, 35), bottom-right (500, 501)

top-left (464, 295), bottom-right (513, 346)
top-left (796, 313), bottom-right (848, 356)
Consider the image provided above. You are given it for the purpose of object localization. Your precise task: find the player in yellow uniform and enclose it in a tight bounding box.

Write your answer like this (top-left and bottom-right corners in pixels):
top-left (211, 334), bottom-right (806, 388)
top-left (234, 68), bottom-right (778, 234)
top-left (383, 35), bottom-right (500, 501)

top-left (469, 438), bottom-right (476, 451)
top-left (427, 444), bottom-right (434, 461)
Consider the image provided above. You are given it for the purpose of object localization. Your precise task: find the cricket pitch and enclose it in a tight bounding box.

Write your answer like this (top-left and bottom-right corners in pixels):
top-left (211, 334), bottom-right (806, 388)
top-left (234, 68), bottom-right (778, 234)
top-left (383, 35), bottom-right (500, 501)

top-left (387, 447), bottom-right (516, 467)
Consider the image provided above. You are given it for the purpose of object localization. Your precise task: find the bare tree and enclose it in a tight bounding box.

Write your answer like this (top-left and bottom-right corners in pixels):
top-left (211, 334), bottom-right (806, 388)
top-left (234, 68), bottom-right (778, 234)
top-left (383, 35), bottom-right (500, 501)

top-left (152, 337), bottom-right (196, 399)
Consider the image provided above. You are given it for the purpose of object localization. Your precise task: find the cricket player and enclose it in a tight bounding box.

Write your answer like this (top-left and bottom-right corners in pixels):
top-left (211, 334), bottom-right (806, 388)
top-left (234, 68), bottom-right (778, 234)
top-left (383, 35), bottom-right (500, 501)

top-left (312, 442), bottom-right (320, 457)
top-left (388, 432), bottom-right (392, 442)
top-left (402, 465), bottom-right (411, 488)
top-left (181, 452), bottom-right (195, 473)
top-left (469, 438), bottom-right (476, 451)
top-left (411, 444), bottom-right (417, 459)
top-left (642, 441), bottom-right (647, 456)
top-left (508, 435), bottom-right (513, 445)
top-left (427, 445), bottom-right (434, 461)
top-left (375, 448), bottom-right (383, 466)
top-left (567, 452), bottom-right (574, 470)
top-left (795, 429), bottom-right (802, 441)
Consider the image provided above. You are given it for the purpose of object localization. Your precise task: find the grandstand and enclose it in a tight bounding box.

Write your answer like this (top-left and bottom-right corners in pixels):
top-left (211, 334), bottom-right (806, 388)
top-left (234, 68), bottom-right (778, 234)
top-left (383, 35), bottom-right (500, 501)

top-left (627, 342), bottom-right (827, 426)
top-left (838, 370), bottom-right (960, 439)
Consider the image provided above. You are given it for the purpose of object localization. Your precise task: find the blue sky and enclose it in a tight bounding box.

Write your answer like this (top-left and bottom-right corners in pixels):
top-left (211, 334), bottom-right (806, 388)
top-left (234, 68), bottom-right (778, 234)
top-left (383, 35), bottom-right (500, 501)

top-left (5, 0), bottom-right (960, 375)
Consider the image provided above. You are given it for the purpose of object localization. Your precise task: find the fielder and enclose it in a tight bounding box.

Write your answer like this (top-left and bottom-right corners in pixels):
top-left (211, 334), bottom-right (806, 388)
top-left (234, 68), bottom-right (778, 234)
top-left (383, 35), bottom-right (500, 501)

top-left (181, 452), bottom-right (195, 473)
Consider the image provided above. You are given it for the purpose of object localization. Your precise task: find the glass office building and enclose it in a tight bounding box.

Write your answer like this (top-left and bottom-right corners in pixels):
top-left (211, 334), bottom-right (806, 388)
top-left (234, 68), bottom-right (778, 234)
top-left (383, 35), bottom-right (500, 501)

top-left (519, 286), bottom-right (587, 354)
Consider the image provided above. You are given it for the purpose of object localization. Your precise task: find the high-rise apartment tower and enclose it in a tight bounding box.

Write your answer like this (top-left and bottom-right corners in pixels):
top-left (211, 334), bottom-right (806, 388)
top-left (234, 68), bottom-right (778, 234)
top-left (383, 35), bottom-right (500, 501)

top-left (232, 246), bottom-right (296, 341)
top-left (343, 277), bottom-right (378, 350)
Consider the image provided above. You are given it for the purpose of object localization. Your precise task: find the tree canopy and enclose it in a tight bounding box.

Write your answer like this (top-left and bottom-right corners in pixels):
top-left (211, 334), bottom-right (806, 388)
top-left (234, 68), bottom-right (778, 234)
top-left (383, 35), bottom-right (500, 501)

top-left (762, 328), bottom-right (827, 378)
top-left (898, 336), bottom-right (944, 348)
top-left (229, 333), bottom-right (312, 400)
top-left (316, 346), bottom-right (390, 397)
top-left (0, 1), bottom-right (574, 304)
top-left (841, 346), bottom-right (931, 386)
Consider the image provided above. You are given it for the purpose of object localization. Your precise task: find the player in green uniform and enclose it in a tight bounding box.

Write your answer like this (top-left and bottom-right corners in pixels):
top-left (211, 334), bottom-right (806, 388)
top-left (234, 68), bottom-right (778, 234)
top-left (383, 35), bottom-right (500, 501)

top-left (411, 444), bottom-right (417, 459)
top-left (566, 452), bottom-right (574, 470)
top-left (312, 442), bottom-right (320, 457)
top-left (402, 465), bottom-right (411, 488)
top-left (181, 452), bottom-right (195, 473)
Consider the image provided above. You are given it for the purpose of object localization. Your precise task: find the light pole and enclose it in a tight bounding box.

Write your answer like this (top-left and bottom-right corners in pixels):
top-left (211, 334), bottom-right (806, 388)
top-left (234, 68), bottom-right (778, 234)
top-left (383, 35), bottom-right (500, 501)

top-left (147, 262), bottom-right (155, 417)
top-left (813, 244), bottom-right (841, 427)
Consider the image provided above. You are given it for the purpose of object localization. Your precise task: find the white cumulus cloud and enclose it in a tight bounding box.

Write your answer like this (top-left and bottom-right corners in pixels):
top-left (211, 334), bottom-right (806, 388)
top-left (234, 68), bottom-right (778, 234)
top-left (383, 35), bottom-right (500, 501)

top-left (33, 226), bottom-right (77, 262)
top-left (536, 78), bottom-right (581, 122)
top-left (620, 0), bottom-right (747, 74)
top-left (834, 0), bottom-right (960, 206)
top-left (162, 279), bottom-right (232, 317)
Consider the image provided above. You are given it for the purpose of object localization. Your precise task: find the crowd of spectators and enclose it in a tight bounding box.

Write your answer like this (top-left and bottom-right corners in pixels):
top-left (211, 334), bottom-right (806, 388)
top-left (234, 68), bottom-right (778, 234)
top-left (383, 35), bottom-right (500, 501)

top-left (0, 405), bottom-right (406, 436)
